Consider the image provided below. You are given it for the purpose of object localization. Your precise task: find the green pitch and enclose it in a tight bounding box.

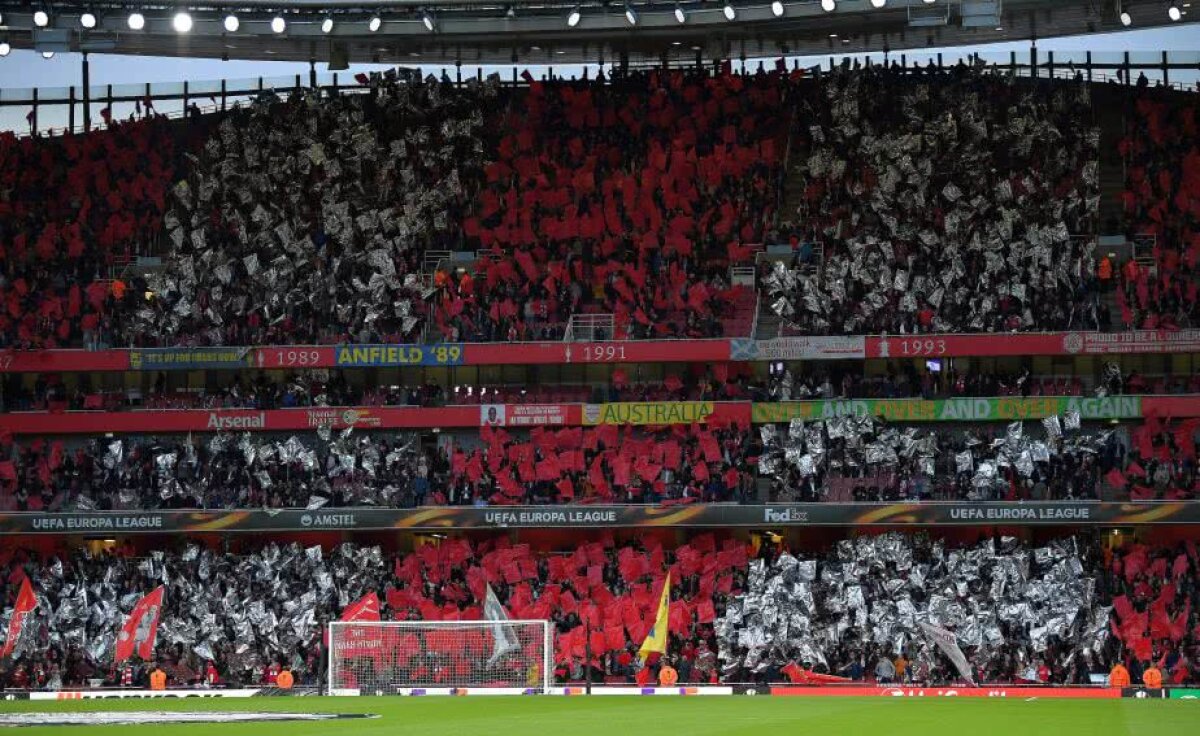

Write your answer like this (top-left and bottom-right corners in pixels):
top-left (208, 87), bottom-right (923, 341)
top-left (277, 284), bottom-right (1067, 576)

top-left (0, 695), bottom-right (1193, 736)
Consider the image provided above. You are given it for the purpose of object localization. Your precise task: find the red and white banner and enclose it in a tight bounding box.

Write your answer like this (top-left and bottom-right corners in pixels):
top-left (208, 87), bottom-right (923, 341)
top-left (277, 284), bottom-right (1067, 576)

top-left (340, 593), bottom-right (381, 624)
top-left (333, 593), bottom-right (383, 659)
top-left (866, 330), bottom-right (1200, 359)
top-left (0, 577), bottom-right (38, 659)
top-left (114, 586), bottom-right (164, 663)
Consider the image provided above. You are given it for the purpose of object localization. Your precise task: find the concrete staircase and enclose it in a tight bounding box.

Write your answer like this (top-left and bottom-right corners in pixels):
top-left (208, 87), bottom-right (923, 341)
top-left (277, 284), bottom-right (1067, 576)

top-left (1093, 84), bottom-right (1129, 232)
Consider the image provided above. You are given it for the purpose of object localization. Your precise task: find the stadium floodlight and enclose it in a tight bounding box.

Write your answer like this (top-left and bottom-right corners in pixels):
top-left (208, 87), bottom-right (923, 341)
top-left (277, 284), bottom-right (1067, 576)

top-left (42, 50), bottom-right (55, 59)
top-left (0, 42), bottom-right (10, 57)
top-left (271, 15), bottom-right (286, 33)
top-left (422, 11), bottom-right (435, 31)
top-left (567, 7), bottom-right (581, 26)
top-left (821, 0), bottom-right (836, 11)
top-left (723, 3), bottom-right (736, 20)
top-left (674, 4), bottom-right (686, 22)
top-left (224, 14), bottom-right (239, 32)
top-left (173, 12), bottom-right (193, 33)
top-left (625, 4), bottom-right (638, 25)
top-left (328, 620), bottom-right (553, 696)
top-left (34, 10), bottom-right (50, 27)
top-left (80, 12), bottom-right (97, 29)
top-left (870, 0), bottom-right (887, 8)
top-left (127, 12), bottom-right (145, 30)
top-left (771, 1), bottom-right (784, 17)
top-left (321, 17), bottom-right (334, 33)
top-left (1119, 10), bottom-right (1131, 25)
top-left (1167, 5), bottom-right (1181, 21)
top-left (368, 15), bottom-right (382, 32)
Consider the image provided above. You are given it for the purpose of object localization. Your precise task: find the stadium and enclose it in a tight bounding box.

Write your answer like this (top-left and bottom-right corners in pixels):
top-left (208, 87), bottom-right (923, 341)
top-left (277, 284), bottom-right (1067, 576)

top-left (0, 0), bottom-right (1198, 733)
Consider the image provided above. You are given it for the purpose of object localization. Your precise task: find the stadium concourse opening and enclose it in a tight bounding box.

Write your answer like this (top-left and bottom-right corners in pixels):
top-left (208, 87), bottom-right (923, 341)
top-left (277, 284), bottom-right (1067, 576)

top-left (0, 4), bottom-right (1199, 733)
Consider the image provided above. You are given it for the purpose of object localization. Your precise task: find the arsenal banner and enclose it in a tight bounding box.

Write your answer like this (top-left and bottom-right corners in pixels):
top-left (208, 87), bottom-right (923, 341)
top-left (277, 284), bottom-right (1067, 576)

top-left (1, 577), bottom-right (38, 659)
top-left (115, 586), bottom-right (164, 663)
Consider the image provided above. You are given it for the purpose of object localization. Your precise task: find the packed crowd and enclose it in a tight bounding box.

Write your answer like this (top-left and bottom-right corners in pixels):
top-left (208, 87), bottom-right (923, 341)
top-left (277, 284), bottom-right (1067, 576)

top-left (1116, 89), bottom-right (1199, 329)
top-left (0, 542), bottom-right (382, 688)
top-left (447, 423), bottom-right (755, 505)
top-left (717, 533), bottom-right (1115, 684)
top-left (0, 536), bottom-right (745, 688)
top-left (767, 364), bottom-right (1200, 402)
top-left (1106, 540), bottom-right (1199, 685)
top-left (124, 76), bottom-right (494, 347)
top-left (761, 414), bottom-right (1198, 503)
top-left (0, 118), bottom-right (182, 350)
top-left (0, 364), bottom-right (762, 413)
top-left (3, 67), bottom-right (1198, 350)
top-left (0, 430), bottom-right (434, 512)
top-left (3, 533), bottom-right (1194, 689)
top-left (766, 67), bottom-right (1102, 335)
top-left (435, 68), bottom-right (786, 341)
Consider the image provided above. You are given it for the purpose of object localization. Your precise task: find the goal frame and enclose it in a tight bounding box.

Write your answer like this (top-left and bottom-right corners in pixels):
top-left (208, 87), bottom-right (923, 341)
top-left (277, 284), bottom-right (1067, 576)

top-left (326, 619), bottom-right (554, 695)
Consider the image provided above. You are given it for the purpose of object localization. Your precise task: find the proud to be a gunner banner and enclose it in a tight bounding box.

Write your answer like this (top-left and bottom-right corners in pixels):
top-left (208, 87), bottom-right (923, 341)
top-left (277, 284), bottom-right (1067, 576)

top-left (3, 501), bottom-right (1200, 535)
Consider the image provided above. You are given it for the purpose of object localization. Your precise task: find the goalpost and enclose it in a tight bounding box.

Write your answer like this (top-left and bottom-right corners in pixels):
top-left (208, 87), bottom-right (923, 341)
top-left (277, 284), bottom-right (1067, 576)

top-left (327, 620), bottom-right (554, 696)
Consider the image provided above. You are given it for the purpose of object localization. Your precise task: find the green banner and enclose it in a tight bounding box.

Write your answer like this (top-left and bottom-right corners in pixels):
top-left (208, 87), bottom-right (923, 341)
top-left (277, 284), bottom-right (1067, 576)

top-left (751, 396), bottom-right (1143, 424)
top-left (582, 402), bottom-right (714, 425)
top-left (1169, 688), bottom-right (1200, 699)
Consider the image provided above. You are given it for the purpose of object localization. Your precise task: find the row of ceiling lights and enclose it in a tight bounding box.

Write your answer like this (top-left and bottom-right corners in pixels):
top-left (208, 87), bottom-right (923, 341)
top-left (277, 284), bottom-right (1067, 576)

top-left (1120, 4), bottom-right (1190, 25)
top-left (26, 9), bottom-right (437, 34)
top-left (17, 1), bottom-right (966, 34)
top-left (13, 1), bottom-right (1188, 38)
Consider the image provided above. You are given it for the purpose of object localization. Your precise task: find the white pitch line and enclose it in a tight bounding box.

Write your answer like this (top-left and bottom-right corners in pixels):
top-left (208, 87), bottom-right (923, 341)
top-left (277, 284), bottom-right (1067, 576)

top-left (1024, 697), bottom-right (1039, 702)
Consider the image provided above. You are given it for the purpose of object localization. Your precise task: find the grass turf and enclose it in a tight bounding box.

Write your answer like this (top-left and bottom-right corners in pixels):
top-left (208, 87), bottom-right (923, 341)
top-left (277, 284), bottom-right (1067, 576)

top-left (0, 695), bottom-right (1194, 736)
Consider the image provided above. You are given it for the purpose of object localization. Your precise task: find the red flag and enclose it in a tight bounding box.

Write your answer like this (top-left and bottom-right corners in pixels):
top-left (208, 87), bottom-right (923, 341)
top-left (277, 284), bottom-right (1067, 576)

top-left (0, 578), bottom-right (37, 658)
top-left (115, 586), bottom-right (164, 663)
top-left (340, 591), bottom-right (382, 622)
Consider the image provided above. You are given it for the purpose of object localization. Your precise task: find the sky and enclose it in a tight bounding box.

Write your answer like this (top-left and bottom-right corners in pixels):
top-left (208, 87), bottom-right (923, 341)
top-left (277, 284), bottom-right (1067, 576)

top-left (0, 24), bottom-right (1197, 133)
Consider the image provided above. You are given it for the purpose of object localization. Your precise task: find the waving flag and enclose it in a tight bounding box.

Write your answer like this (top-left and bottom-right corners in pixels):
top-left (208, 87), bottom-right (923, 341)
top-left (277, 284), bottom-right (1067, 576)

top-left (484, 584), bottom-right (519, 665)
top-left (115, 586), bottom-right (164, 663)
top-left (919, 621), bottom-right (976, 685)
top-left (638, 573), bottom-right (671, 662)
top-left (1, 577), bottom-right (38, 659)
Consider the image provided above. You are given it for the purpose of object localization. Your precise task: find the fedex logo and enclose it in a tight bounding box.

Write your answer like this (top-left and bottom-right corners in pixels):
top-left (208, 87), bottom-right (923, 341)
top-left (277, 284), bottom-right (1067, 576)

top-left (763, 508), bottom-right (808, 524)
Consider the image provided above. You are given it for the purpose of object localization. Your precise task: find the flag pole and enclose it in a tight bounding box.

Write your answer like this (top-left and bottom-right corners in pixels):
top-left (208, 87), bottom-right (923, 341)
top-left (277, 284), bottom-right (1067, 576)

top-left (584, 620), bottom-right (592, 695)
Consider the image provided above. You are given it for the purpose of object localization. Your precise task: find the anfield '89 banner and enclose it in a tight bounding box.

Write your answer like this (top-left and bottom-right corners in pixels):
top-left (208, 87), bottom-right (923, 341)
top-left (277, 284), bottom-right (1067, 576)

top-left (4, 501), bottom-right (1200, 535)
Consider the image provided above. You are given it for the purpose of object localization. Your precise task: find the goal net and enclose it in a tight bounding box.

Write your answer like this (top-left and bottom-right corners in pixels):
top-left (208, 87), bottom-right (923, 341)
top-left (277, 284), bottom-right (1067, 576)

top-left (327, 620), bottom-right (553, 695)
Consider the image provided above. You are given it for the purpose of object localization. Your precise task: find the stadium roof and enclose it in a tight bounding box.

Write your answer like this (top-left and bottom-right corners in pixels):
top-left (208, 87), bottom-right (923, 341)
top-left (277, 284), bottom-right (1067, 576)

top-left (1, 1), bottom-right (1194, 67)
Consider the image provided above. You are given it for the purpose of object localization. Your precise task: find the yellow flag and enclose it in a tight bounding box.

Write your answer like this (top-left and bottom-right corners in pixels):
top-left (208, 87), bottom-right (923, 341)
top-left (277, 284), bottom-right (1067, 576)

top-left (638, 573), bottom-right (671, 661)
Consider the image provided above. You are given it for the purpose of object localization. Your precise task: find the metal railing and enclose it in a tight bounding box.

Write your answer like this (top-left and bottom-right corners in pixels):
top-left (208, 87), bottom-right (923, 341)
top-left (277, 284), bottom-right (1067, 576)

top-left (729, 265), bottom-right (756, 288)
top-left (564, 313), bottom-right (615, 342)
top-left (422, 250), bottom-right (453, 275)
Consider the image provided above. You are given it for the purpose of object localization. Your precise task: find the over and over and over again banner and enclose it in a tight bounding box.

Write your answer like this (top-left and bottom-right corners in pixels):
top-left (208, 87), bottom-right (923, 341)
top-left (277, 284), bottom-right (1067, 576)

top-left (1, 330), bottom-right (1196, 373)
top-left (2, 396), bottom-right (1197, 436)
top-left (4, 501), bottom-right (1200, 535)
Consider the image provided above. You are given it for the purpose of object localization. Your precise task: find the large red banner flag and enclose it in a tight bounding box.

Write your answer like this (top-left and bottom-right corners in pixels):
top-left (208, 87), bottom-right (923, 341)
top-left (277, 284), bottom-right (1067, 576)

top-left (115, 586), bottom-right (165, 663)
top-left (1, 578), bottom-right (38, 659)
top-left (340, 592), bottom-right (382, 623)
top-left (335, 592), bottom-right (383, 660)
